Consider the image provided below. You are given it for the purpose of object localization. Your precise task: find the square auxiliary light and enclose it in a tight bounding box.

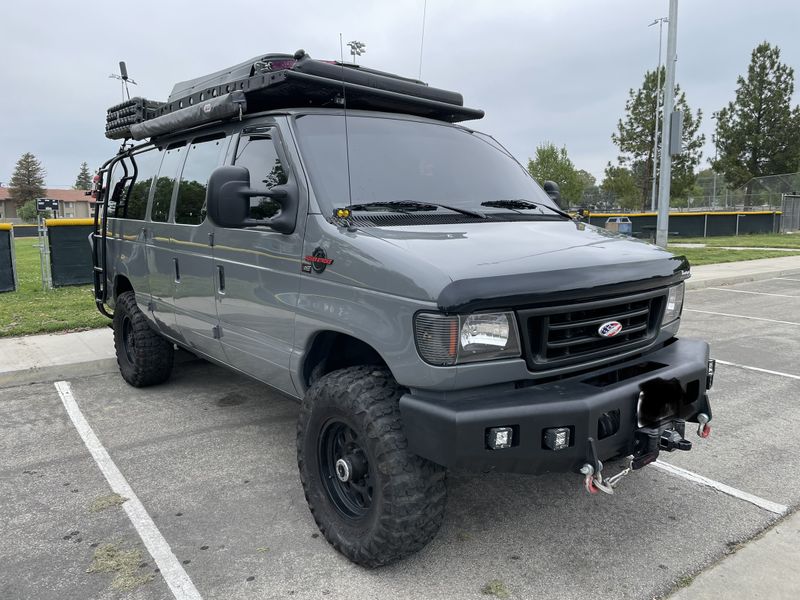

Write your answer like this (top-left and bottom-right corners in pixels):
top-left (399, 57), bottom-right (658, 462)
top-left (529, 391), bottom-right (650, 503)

top-left (486, 426), bottom-right (514, 450)
top-left (543, 427), bottom-right (571, 451)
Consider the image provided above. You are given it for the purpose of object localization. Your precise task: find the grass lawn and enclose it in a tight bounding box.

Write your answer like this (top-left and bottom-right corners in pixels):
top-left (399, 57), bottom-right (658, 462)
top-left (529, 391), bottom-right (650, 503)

top-left (668, 246), bottom-right (800, 266)
top-left (674, 233), bottom-right (800, 248)
top-left (0, 237), bottom-right (108, 337)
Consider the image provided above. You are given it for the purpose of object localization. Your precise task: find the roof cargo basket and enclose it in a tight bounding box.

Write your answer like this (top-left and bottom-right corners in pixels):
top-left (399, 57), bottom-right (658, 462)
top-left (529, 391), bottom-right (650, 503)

top-left (104, 50), bottom-right (483, 141)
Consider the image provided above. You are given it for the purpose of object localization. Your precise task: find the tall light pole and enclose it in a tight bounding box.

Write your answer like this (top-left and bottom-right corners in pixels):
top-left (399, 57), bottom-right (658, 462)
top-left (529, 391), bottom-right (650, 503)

top-left (649, 17), bottom-right (668, 212)
top-left (710, 112), bottom-right (721, 209)
top-left (347, 40), bottom-right (366, 64)
top-left (655, 0), bottom-right (678, 249)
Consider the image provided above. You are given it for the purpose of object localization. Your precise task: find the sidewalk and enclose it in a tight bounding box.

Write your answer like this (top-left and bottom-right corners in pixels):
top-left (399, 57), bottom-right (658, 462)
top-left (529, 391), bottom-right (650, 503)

top-left (0, 327), bottom-right (116, 387)
top-left (685, 254), bottom-right (800, 289)
top-left (670, 510), bottom-right (799, 599)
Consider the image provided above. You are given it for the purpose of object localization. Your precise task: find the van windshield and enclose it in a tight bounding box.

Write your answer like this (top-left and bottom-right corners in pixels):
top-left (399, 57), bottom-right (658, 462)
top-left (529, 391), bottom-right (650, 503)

top-left (292, 114), bottom-right (559, 216)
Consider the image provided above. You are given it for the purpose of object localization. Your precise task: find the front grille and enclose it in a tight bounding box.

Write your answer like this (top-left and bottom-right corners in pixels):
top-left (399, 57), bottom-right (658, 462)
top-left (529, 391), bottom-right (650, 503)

top-left (519, 289), bottom-right (667, 371)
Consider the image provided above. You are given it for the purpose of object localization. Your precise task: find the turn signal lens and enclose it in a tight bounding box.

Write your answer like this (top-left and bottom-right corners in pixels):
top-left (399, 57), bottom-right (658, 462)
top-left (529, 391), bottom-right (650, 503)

top-left (414, 313), bottom-right (459, 366)
top-left (663, 282), bottom-right (685, 324)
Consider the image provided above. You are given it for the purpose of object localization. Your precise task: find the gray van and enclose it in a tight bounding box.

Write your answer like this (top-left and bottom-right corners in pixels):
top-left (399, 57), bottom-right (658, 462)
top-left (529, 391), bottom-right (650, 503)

top-left (93, 52), bottom-right (714, 567)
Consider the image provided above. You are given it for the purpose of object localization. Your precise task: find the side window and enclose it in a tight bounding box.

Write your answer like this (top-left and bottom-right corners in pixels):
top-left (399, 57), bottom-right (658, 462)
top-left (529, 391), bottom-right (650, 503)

top-left (150, 145), bottom-right (185, 222)
top-left (175, 137), bottom-right (225, 225)
top-left (118, 149), bottom-right (162, 220)
top-left (234, 135), bottom-right (288, 220)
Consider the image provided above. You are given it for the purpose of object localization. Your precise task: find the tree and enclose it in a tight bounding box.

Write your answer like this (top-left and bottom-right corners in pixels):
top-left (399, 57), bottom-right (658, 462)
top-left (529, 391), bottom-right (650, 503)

top-left (527, 143), bottom-right (584, 206)
top-left (576, 169), bottom-right (596, 190)
top-left (601, 165), bottom-right (639, 210)
top-left (74, 162), bottom-right (92, 190)
top-left (712, 42), bottom-right (800, 201)
top-left (16, 200), bottom-right (45, 223)
top-left (611, 68), bottom-right (705, 210)
top-left (9, 152), bottom-right (46, 207)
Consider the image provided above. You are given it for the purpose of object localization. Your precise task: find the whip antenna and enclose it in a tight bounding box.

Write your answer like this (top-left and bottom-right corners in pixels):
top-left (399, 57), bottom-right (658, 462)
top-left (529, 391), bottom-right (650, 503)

top-left (418, 0), bottom-right (427, 79)
top-left (109, 61), bottom-right (137, 101)
top-left (339, 34), bottom-right (355, 213)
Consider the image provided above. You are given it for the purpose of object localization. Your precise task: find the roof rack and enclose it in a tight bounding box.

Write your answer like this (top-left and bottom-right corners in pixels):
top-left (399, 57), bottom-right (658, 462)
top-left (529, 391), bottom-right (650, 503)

top-left (104, 50), bottom-right (484, 141)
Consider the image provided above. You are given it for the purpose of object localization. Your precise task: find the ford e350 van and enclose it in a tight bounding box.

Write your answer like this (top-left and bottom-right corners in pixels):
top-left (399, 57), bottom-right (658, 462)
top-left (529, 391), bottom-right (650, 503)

top-left (92, 51), bottom-right (715, 567)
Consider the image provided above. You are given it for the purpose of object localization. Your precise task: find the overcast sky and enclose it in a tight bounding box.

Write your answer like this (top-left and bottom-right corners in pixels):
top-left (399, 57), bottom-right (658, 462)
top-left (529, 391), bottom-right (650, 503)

top-left (2, 0), bottom-right (798, 189)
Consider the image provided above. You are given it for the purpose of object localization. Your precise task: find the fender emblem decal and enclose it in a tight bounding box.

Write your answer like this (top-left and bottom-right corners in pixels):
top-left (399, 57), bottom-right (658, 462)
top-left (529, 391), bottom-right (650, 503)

top-left (303, 248), bottom-right (333, 273)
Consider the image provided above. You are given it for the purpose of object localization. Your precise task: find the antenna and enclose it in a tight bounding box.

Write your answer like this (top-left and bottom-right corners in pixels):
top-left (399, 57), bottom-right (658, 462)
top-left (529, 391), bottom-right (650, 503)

top-left (108, 61), bottom-right (137, 102)
top-left (339, 34), bottom-right (355, 219)
top-left (418, 0), bottom-right (428, 79)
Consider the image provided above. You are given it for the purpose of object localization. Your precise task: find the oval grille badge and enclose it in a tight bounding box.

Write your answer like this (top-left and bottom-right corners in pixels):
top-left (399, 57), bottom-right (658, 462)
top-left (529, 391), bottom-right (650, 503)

top-left (598, 321), bottom-right (623, 338)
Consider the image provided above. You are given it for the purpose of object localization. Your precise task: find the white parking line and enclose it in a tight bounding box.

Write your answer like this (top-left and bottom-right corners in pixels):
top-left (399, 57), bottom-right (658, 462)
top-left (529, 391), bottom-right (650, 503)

top-left (54, 381), bottom-right (203, 600)
top-left (774, 277), bottom-right (800, 282)
top-left (715, 360), bottom-right (800, 381)
top-left (652, 460), bottom-right (788, 516)
top-left (707, 287), bottom-right (798, 298)
top-left (684, 309), bottom-right (800, 326)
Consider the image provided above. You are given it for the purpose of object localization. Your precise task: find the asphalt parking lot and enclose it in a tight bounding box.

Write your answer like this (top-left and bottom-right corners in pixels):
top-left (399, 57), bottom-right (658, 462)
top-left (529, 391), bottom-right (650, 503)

top-left (1, 276), bottom-right (799, 600)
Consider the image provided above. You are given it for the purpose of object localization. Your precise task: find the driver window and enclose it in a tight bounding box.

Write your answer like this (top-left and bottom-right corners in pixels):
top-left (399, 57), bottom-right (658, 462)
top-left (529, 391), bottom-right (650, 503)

top-left (234, 136), bottom-right (288, 220)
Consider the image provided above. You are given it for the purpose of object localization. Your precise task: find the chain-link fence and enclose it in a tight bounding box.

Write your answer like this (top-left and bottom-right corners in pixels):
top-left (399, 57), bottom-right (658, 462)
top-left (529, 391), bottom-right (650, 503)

top-left (584, 172), bottom-right (800, 212)
top-left (691, 172), bottom-right (800, 210)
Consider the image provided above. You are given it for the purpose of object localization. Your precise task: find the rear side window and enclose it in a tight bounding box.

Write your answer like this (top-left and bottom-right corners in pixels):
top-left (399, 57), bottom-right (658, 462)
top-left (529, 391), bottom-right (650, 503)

top-left (175, 137), bottom-right (225, 225)
top-left (150, 146), bottom-right (185, 222)
top-left (117, 149), bottom-right (162, 220)
top-left (234, 136), bottom-right (288, 220)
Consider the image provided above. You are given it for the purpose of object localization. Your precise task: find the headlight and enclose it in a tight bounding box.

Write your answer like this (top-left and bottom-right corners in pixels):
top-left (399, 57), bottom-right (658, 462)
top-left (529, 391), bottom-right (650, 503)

top-left (414, 311), bottom-right (521, 366)
top-left (663, 282), bottom-right (685, 324)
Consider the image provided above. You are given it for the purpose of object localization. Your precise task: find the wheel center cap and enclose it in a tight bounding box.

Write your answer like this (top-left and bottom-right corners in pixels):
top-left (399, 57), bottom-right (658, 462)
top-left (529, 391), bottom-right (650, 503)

top-left (335, 458), bottom-right (351, 482)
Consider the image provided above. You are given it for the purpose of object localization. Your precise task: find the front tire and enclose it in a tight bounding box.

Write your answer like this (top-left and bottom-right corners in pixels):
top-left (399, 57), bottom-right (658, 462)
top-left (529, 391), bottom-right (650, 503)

top-left (113, 291), bottom-right (174, 387)
top-left (297, 366), bottom-right (447, 567)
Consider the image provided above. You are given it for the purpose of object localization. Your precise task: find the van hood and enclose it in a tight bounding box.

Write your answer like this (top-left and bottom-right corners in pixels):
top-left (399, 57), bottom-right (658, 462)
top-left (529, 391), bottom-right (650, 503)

top-left (362, 219), bottom-right (689, 311)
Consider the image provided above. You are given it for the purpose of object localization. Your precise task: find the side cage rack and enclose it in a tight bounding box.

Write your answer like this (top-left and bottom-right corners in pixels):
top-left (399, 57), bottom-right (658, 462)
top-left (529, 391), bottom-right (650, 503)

top-left (91, 146), bottom-right (142, 317)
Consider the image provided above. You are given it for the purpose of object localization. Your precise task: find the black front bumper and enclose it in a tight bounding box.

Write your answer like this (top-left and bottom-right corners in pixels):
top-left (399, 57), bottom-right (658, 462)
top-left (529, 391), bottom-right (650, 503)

top-left (400, 338), bottom-right (712, 474)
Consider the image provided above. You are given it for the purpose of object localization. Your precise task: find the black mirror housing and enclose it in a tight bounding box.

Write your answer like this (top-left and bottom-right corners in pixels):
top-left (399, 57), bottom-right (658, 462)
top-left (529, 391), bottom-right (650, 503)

top-left (206, 165), bottom-right (298, 233)
top-left (542, 180), bottom-right (562, 208)
top-left (207, 166), bottom-right (250, 228)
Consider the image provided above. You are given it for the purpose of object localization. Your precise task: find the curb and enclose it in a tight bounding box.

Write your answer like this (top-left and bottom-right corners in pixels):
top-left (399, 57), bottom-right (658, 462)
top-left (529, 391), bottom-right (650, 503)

top-left (0, 350), bottom-right (200, 389)
top-left (0, 358), bottom-right (120, 389)
top-left (686, 266), bottom-right (800, 290)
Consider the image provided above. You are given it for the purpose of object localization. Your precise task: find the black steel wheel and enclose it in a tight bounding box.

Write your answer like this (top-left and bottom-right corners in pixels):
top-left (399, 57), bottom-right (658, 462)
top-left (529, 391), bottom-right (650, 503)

top-left (297, 365), bottom-right (447, 567)
top-left (318, 420), bottom-right (374, 520)
top-left (121, 314), bottom-right (137, 366)
top-left (113, 291), bottom-right (174, 387)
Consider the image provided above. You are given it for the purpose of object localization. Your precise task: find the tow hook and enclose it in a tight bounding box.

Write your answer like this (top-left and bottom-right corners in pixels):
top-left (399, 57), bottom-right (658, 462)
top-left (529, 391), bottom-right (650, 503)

top-left (697, 413), bottom-right (711, 438)
top-left (580, 461), bottom-right (633, 496)
top-left (580, 437), bottom-right (633, 495)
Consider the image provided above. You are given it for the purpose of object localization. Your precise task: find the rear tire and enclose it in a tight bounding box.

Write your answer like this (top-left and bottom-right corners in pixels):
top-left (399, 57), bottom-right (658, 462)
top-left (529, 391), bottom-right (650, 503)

top-left (113, 291), bottom-right (174, 387)
top-left (297, 366), bottom-right (447, 567)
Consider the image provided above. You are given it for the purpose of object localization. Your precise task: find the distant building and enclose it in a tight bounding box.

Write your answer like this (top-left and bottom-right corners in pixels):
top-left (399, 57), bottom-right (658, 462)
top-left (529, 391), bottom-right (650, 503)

top-left (0, 187), bottom-right (96, 222)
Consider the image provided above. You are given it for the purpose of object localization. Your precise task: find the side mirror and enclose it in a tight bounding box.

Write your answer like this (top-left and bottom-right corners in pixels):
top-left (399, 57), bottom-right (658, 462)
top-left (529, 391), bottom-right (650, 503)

top-left (543, 180), bottom-right (562, 208)
top-left (206, 165), bottom-right (298, 234)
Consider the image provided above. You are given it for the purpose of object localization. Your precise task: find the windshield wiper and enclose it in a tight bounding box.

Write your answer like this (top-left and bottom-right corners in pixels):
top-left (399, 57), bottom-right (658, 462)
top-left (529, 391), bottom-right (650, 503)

top-left (480, 199), bottom-right (571, 219)
top-left (349, 200), bottom-right (486, 219)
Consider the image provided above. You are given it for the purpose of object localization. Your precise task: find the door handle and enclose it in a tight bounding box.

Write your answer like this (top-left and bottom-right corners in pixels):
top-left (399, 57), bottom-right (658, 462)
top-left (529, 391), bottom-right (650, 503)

top-left (173, 258), bottom-right (180, 283)
top-left (217, 265), bottom-right (225, 293)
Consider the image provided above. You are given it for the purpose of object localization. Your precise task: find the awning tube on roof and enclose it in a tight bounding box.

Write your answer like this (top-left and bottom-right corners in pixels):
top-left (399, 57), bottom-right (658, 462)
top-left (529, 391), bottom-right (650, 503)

top-left (130, 91), bottom-right (246, 140)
